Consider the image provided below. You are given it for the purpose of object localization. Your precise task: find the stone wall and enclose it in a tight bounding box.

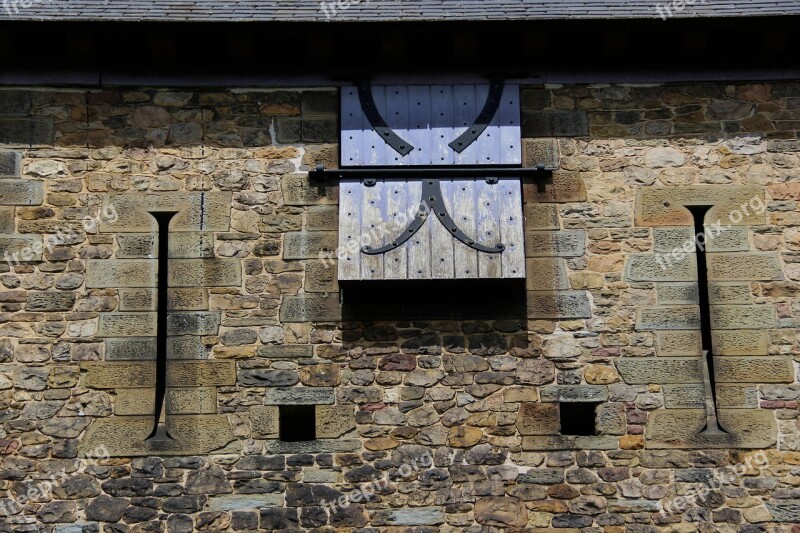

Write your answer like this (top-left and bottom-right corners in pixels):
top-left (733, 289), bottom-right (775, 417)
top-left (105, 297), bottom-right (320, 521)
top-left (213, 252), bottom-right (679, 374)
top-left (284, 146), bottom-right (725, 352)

top-left (0, 82), bottom-right (798, 531)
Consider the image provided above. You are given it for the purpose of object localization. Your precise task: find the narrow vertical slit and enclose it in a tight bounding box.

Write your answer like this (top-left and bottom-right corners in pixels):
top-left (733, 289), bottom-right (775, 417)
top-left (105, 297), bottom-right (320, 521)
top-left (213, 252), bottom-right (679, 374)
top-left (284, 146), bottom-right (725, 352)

top-left (147, 211), bottom-right (178, 443)
top-left (687, 205), bottom-right (727, 436)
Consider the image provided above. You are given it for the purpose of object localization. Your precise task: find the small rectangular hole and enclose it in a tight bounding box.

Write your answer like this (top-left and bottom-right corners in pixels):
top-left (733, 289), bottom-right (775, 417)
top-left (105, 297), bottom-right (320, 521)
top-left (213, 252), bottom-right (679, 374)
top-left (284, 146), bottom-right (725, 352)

top-left (279, 405), bottom-right (316, 442)
top-left (559, 402), bottom-right (599, 436)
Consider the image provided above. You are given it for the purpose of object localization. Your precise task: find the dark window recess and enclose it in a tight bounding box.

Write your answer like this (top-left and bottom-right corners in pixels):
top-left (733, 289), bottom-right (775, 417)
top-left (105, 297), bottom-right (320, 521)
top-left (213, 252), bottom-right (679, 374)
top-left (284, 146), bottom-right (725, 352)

top-left (559, 402), bottom-right (599, 436)
top-left (279, 405), bottom-right (316, 442)
top-left (147, 211), bottom-right (177, 443)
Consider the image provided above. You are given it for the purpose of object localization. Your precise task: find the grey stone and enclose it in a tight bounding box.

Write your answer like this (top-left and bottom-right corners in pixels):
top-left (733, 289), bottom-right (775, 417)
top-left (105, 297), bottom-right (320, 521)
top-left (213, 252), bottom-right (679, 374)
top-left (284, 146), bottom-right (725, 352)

top-left (97, 313), bottom-right (157, 337)
top-left (0, 234), bottom-right (43, 262)
top-left (0, 179), bottom-right (44, 205)
top-left (709, 282), bottom-right (752, 304)
top-left (710, 305), bottom-right (776, 329)
top-left (626, 254), bottom-right (697, 282)
top-left (280, 294), bottom-right (342, 323)
top-left (616, 357), bottom-right (703, 385)
top-left (207, 494), bottom-right (284, 511)
top-left (168, 259), bottom-right (242, 287)
top-left (281, 174), bottom-right (338, 206)
top-left (167, 312), bottom-right (221, 336)
top-left (0, 118), bottom-right (54, 145)
top-left (257, 345), bottom-right (314, 358)
top-left (767, 502), bottom-right (800, 523)
top-left (525, 230), bottom-right (585, 257)
top-left (663, 385), bottom-right (705, 408)
top-left (527, 291), bottom-right (591, 319)
top-left (265, 387), bottom-right (335, 405)
top-left (0, 151), bottom-right (21, 176)
top-left (540, 385), bottom-right (608, 402)
top-left (714, 356), bottom-right (794, 383)
top-left (653, 227), bottom-right (694, 252)
top-left (637, 306), bottom-right (700, 330)
top-left (522, 110), bottom-right (589, 137)
top-left (26, 291), bottom-right (75, 311)
top-left (372, 507), bottom-right (445, 526)
top-left (283, 231), bottom-right (338, 260)
top-left (263, 439), bottom-right (361, 454)
top-left (522, 435), bottom-right (619, 451)
top-left (656, 283), bottom-right (699, 304)
top-left (238, 369), bottom-right (299, 387)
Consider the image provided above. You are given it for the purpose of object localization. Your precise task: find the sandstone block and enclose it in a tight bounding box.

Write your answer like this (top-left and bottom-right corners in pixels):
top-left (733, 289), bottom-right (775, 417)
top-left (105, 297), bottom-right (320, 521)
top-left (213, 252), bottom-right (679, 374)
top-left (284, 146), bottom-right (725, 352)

top-left (0, 151), bottom-right (21, 176)
top-left (596, 403), bottom-right (626, 435)
top-left (105, 338), bottom-right (157, 361)
top-left (656, 283), bottom-right (699, 305)
top-left (0, 118), bottom-right (54, 145)
top-left (207, 494), bottom-right (284, 512)
top-left (653, 227), bottom-right (695, 252)
top-left (717, 385), bottom-right (758, 408)
top-left (706, 227), bottom-right (749, 252)
top-left (626, 254), bottom-right (697, 282)
top-left (522, 172), bottom-right (587, 203)
top-left (0, 179), bottom-right (43, 205)
top-left (167, 361), bottom-right (236, 387)
top-left (616, 357), bottom-right (703, 385)
top-left (306, 205), bottom-right (338, 231)
top-left (280, 294), bottom-right (342, 323)
top-left (523, 138), bottom-right (560, 169)
top-left (655, 331), bottom-right (702, 356)
top-left (522, 110), bottom-right (589, 137)
top-left (525, 230), bottom-right (585, 257)
top-left (281, 173), bottom-right (338, 206)
top-left (263, 439), bottom-right (360, 454)
top-left (636, 186), bottom-right (764, 227)
top-left (711, 330), bottom-right (768, 355)
top-left (516, 403), bottom-right (560, 435)
top-left (767, 502), bottom-right (800, 523)
top-left (83, 362), bottom-right (156, 389)
top-left (372, 507), bottom-right (446, 527)
top-left (115, 387), bottom-right (216, 415)
top-left (645, 409), bottom-right (776, 449)
top-left (707, 253), bottom-right (783, 281)
top-left (265, 388), bottom-right (335, 405)
top-left (79, 415), bottom-right (237, 457)
top-left (710, 305), bottom-right (776, 329)
top-left (97, 313), bottom-right (157, 337)
top-left (316, 405), bottom-right (356, 438)
top-left (637, 306), bottom-right (700, 330)
top-left (524, 203), bottom-right (559, 230)
top-left (167, 312), bottom-right (221, 336)
top-left (86, 260), bottom-right (156, 288)
top-left (522, 435), bottom-right (618, 451)
top-left (526, 258), bottom-right (569, 290)
top-left (283, 232), bottom-right (338, 260)
top-left (709, 282), bottom-right (752, 304)
top-left (0, 234), bottom-right (43, 262)
top-left (527, 291), bottom-right (591, 319)
top-left (100, 192), bottom-right (232, 233)
top-left (714, 356), bottom-right (794, 383)
top-left (0, 207), bottom-right (13, 233)
top-left (663, 385), bottom-right (705, 409)
top-left (305, 261), bottom-right (338, 293)
top-left (168, 259), bottom-right (241, 288)
top-left (250, 406), bottom-right (279, 438)
top-left (26, 291), bottom-right (75, 311)
top-left (540, 385), bottom-right (608, 403)
top-left (256, 345), bottom-right (314, 359)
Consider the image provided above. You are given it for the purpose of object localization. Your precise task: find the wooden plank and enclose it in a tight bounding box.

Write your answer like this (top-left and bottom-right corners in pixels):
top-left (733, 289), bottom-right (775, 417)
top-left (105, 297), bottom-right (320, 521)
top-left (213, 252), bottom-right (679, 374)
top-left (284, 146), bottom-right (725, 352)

top-left (497, 85), bottom-right (522, 165)
top-left (384, 178), bottom-right (408, 280)
top-left (452, 85), bottom-right (477, 166)
top-left (452, 178), bottom-right (478, 278)
top-left (407, 179), bottom-right (431, 280)
top-left (337, 179), bottom-right (362, 281)
top-left (431, 179), bottom-right (456, 279)
top-left (431, 85), bottom-right (454, 166)
top-left (340, 87), bottom-right (362, 166)
top-left (476, 180), bottom-right (502, 278)
top-left (407, 85), bottom-right (431, 166)
top-left (360, 179), bottom-right (384, 280)
top-left (498, 178), bottom-right (526, 278)
top-left (384, 85), bottom-right (410, 165)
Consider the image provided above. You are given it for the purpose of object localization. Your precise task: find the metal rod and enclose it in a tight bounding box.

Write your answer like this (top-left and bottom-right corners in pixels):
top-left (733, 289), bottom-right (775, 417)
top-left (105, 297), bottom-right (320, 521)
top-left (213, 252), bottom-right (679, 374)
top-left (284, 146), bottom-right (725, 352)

top-left (309, 164), bottom-right (550, 180)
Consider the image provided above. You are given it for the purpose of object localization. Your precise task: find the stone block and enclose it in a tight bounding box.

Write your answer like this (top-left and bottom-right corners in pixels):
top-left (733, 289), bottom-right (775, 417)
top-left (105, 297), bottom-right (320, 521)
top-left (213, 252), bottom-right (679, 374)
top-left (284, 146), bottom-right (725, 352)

top-left (100, 192), bottom-right (232, 233)
top-left (119, 289), bottom-right (156, 311)
top-left (516, 402), bottom-right (560, 435)
top-left (283, 232), bottom-right (338, 260)
top-left (167, 312), bottom-right (221, 336)
top-left (710, 305), bottom-right (776, 330)
top-left (25, 291), bottom-right (75, 311)
top-left (0, 118), bottom-right (54, 145)
top-left (616, 357), bottom-right (703, 385)
top-left (0, 151), bottom-right (21, 176)
top-left (105, 338), bottom-right (156, 361)
top-left (522, 110), bottom-right (589, 137)
top-left (653, 227), bottom-right (695, 253)
top-left (83, 362), bottom-right (155, 389)
top-left (717, 385), bottom-right (758, 408)
top-left (767, 502), bottom-right (800, 523)
top-left (709, 282), bottom-right (752, 304)
top-left (281, 173), bottom-right (338, 206)
top-left (637, 306), bottom-right (700, 330)
top-left (114, 389), bottom-right (155, 416)
top-left (0, 234), bottom-right (43, 262)
top-left (626, 254), bottom-right (697, 282)
top-left (263, 439), bottom-right (361, 454)
top-left (655, 331), bottom-right (702, 356)
top-left (706, 227), bottom-right (749, 252)
top-left (168, 336), bottom-right (207, 359)
top-left (303, 468), bottom-right (339, 483)
top-left (522, 435), bottom-right (619, 451)
top-left (119, 288), bottom-right (207, 312)
top-left (527, 291), bottom-right (591, 319)
top-left (168, 259), bottom-right (241, 288)
top-left (250, 406), bottom-right (279, 438)
top-left (116, 234), bottom-right (155, 258)
top-left (275, 117), bottom-right (301, 143)
top-left (663, 385), bottom-right (705, 409)
top-left (167, 361), bottom-right (236, 387)
top-left (523, 203), bottom-right (559, 230)
top-left (305, 261), bottom-right (338, 293)
top-left (280, 294), bottom-right (342, 323)
top-left (371, 507), bottom-right (445, 527)
top-left (0, 207), bottom-right (13, 233)
top-left (525, 230), bottom-right (585, 257)
top-left (86, 260), bottom-right (156, 288)
top-left (645, 409), bottom-right (776, 449)
top-left (596, 403), bottom-right (626, 435)
top-left (711, 330), bottom-right (768, 355)
top-left (306, 205), bottom-right (338, 231)
top-left (714, 356), bottom-right (794, 383)
top-left (656, 283), bottom-right (699, 305)
top-left (523, 138), bottom-right (560, 170)
top-left (707, 253), bottom-right (783, 281)
top-left (522, 172), bottom-right (587, 203)
top-left (316, 405), bottom-right (356, 438)
top-left (169, 232), bottom-right (216, 258)
top-left (97, 313), bottom-right (157, 337)
top-left (79, 415), bottom-right (237, 457)
top-left (540, 385), bottom-right (608, 403)
top-left (636, 185), bottom-right (765, 227)
top-left (301, 90), bottom-right (338, 115)
top-left (265, 388), bottom-right (335, 405)
top-left (525, 258), bottom-right (569, 290)
top-left (0, 179), bottom-right (44, 205)
top-left (0, 91), bottom-right (30, 115)
top-left (167, 387), bottom-right (217, 414)
top-left (256, 345), bottom-right (314, 359)
top-left (207, 494), bottom-right (284, 512)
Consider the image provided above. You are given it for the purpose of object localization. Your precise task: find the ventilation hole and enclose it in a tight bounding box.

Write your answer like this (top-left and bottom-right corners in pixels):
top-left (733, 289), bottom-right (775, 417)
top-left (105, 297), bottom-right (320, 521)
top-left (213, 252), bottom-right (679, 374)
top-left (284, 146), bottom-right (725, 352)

top-left (559, 402), bottom-right (599, 436)
top-left (279, 405), bottom-right (316, 442)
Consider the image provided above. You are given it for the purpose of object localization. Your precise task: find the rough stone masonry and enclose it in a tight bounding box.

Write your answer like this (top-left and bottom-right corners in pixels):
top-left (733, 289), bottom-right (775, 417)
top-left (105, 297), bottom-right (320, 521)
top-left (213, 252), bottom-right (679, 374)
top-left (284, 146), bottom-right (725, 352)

top-left (0, 82), bottom-right (798, 531)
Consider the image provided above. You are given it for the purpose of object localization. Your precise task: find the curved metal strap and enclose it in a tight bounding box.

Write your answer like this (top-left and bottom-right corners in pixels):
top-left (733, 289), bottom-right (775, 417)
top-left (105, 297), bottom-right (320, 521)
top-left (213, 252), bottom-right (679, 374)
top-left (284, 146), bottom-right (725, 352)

top-left (449, 80), bottom-right (505, 153)
top-left (357, 83), bottom-right (415, 157)
top-left (362, 179), bottom-right (505, 255)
